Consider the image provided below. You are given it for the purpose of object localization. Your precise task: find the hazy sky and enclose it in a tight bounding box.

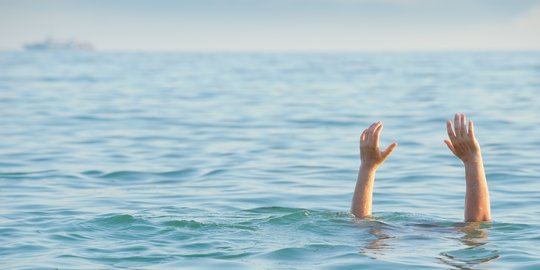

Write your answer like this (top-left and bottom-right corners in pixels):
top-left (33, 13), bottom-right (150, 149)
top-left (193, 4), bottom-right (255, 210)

top-left (1, 0), bottom-right (539, 51)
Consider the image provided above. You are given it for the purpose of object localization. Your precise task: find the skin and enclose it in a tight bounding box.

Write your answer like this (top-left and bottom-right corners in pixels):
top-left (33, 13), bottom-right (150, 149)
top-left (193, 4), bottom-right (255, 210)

top-left (351, 114), bottom-right (490, 222)
top-left (445, 113), bottom-right (491, 222)
top-left (351, 121), bottom-right (397, 218)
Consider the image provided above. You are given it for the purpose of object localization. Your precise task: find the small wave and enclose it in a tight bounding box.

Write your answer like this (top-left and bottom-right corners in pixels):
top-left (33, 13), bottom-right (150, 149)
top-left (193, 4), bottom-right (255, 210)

top-left (80, 170), bottom-right (104, 177)
top-left (439, 247), bottom-right (500, 267)
top-left (259, 244), bottom-right (355, 261)
top-left (375, 211), bottom-right (449, 223)
top-left (264, 210), bottom-right (312, 225)
top-left (43, 75), bottom-right (98, 82)
top-left (82, 169), bottom-right (199, 182)
top-left (98, 171), bottom-right (152, 180)
top-left (489, 222), bottom-right (535, 234)
top-left (162, 220), bottom-right (207, 229)
top-left (94, 214), bottom-right (137, 226)
top-left (0, 170), bottom-right (58, 178)
top-left (162, 219), bottom-right (256, 231)
top-left (157, 168), bottom-right (198, 178)
top-left (242, 206), bottom-right (307, 214)
top-left (201, 168), bottom-right (227, 177)
top-left (50, 233), bottom-right (91, 242)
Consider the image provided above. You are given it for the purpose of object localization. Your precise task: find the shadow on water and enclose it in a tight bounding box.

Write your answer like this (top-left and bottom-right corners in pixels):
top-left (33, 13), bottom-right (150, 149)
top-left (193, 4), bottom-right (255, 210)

top-left (438, 222), bottom-right (499, 270)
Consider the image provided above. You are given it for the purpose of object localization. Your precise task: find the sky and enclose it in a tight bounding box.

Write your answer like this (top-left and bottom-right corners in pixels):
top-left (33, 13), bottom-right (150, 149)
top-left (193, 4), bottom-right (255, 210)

top-left (0, 0), bottom-right (539, 51)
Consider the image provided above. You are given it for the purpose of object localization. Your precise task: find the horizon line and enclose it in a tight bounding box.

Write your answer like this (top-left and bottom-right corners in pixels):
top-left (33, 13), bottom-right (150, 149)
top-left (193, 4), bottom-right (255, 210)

top-left (2, 48), bottom-right (540, 54)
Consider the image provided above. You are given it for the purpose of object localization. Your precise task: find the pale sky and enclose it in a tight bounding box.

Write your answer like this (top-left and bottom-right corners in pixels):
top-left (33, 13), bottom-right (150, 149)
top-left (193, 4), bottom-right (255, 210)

top-left (1, 0), bottom-right (539, 51)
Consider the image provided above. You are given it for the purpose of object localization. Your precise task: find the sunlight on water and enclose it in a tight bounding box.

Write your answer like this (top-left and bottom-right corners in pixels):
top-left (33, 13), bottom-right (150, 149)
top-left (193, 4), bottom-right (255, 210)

top-left (0, 51), bottom-right (540, 269)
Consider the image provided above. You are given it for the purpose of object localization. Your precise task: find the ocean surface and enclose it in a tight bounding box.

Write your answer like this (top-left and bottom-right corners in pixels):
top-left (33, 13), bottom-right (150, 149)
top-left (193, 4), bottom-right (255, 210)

top-left (1, 51), bottom-right (539, 269)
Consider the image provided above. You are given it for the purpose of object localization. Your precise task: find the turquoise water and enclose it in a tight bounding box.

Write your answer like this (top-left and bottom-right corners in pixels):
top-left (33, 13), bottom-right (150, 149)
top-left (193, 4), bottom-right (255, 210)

top-left (1, 51), bottom-right (540, 269)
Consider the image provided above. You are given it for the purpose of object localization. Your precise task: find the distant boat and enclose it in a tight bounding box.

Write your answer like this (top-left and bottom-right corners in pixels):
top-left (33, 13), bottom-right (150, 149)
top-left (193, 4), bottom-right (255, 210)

top-left (24, 38), bottom-right (94, 51)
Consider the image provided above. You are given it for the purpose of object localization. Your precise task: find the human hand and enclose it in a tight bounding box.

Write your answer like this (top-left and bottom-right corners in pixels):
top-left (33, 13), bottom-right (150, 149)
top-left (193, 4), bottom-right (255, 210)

top-left (444, 113), bottom-right (482, 164)
top-left (360, 121), bottom-right (397, 170)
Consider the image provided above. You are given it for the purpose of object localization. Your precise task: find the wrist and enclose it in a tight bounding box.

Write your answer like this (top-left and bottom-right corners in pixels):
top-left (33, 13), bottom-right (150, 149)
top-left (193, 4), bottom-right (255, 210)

top-left (360, 163), bottom-right (378, 173)
top-left (462, 154), bottom-right (483, 166)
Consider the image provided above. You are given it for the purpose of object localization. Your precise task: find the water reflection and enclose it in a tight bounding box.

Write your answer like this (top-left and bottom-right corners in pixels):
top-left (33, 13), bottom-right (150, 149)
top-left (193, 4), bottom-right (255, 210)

top-left (355, 218), bottom-right (500, 269)
top-left (356, 220), bottom-right (395, 259)
top-left (438, 222), bottom-right (500, 269)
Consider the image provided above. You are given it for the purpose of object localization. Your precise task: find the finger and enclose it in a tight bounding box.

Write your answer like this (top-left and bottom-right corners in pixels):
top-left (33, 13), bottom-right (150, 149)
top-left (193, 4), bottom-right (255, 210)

top-left (446, 120), bottom-right (456, 141)
top-left (460, 114), bottom-right (467, 137)
top-left (444, 139), bottom-right (457, 156)
top-left (468, 119), bottom-right (475, 138)
top-left (373, 122), bottom-right (383, 147)
top-left (360, 129), bottom-right (367, 143)
top-left (454, 113), bottom-right (460, 137)
top-left (367, 121), bottom-right (380, 144)
top-left (370, 122), bottom-right (382, 143)
top-left (364, 123), bottom-right (374, 144)
top-left (382, 142), bottom-right (397, 158)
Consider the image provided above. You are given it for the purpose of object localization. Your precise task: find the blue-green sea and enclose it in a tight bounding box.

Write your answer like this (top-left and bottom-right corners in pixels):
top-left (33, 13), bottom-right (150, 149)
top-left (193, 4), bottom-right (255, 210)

top-left (1, 51), bottom-right (540, 269)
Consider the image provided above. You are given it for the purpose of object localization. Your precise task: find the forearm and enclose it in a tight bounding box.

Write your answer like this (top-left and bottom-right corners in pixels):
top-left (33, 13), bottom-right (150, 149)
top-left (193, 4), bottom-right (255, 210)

top-left (351, 165), bottom-right (376, 218)
top-left (463, 158), bottom-right (491, 222)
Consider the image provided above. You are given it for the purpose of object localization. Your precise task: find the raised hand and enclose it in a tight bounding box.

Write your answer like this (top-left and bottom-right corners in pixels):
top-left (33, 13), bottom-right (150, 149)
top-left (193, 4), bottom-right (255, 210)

top-left (360, 121), bottom-right (398, 169)
top-left (444, 113), bottom-right (481, 163)
top-left (352, 121), bottom-right (397, 218)
top-left (444, 113), bottom-right (491, 222)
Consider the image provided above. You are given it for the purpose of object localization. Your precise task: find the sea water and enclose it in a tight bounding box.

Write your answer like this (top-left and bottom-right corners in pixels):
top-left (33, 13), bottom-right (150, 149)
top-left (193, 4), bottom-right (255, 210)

top-left (0, 51), bottom-right (539, 269)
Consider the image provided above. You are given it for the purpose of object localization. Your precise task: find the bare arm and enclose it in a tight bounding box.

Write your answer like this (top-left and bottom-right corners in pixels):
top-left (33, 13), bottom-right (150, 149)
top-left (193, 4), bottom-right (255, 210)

top-left (351, 121), bottom-right (397, 218)
top-left (445, 113), bottom-right (491, 222)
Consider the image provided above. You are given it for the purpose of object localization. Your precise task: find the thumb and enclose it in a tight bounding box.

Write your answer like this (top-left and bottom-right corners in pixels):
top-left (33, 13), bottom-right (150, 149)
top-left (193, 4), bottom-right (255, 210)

top-left (382, 142), bottom-right (397, 158)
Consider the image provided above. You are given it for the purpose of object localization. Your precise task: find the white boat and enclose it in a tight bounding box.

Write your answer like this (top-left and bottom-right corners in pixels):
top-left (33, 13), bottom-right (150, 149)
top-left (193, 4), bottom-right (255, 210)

top-left (24, 38), bottom-right (94, 51)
